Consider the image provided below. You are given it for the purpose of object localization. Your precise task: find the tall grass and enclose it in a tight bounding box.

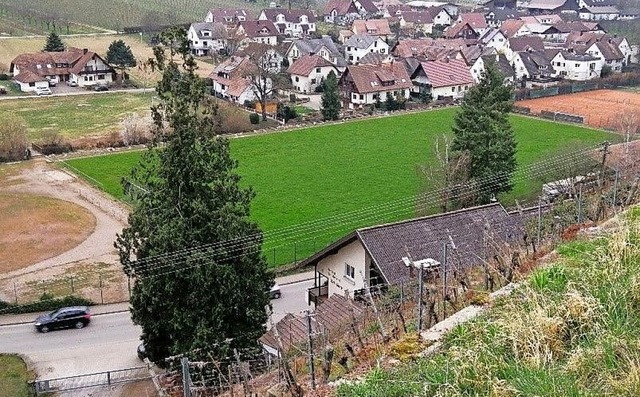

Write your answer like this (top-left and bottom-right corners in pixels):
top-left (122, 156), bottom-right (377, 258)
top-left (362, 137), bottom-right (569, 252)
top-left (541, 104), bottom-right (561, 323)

top-left (337, 208), bottom-right (640, 396)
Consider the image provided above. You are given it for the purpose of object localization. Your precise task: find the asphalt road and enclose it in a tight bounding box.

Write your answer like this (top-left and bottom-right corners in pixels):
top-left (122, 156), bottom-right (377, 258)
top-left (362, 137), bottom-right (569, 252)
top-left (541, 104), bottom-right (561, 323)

top-left (0, 279), bottom-right (314, 379)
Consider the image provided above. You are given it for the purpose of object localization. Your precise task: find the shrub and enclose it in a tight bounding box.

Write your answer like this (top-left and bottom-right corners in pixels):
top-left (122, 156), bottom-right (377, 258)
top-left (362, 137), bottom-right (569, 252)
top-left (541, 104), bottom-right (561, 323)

top-left (0, 295), bottom-right (94, 314)
top-left (0, 114), bottom-right (28, 162)
top-left (34, 130), bottom-right (73, 155)
top-left (244, 100), bottom-right (256, 109)
top-left (121, 113), bottom-right (152, 146)
top-left (0, 73), bottom-right (9, 81)
top-left (249, 113), bottom-right (260, 125)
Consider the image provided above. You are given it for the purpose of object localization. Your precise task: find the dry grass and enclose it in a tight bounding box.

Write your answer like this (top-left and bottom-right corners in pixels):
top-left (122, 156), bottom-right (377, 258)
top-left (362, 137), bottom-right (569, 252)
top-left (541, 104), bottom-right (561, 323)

top-left (0, 193), bottom-right (96, 274)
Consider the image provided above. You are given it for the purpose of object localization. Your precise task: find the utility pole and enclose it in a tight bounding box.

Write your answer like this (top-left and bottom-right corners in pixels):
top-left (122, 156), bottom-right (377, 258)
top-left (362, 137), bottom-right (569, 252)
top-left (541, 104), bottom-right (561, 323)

top-left (599, 141), bottom-right (610, 188)
top-left (537, 197), bottom-right (542, 247)
top-left (577, 184), bottom-right (583, 224)
top-left (417, 264), bottom-right (424, 332)
top-left (612, 168), bottom-right (619, 211)
top-left (442, 242), bottom-right (448, 298)
top-left (305, 310), bottom-right (316, 390)
top-left (181, 357), bottom-right (191, 397)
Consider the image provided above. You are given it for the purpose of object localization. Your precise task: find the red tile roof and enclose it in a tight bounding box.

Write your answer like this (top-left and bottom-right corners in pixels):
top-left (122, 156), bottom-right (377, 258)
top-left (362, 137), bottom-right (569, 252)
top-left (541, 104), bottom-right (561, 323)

top-left (499, 19), bottom-right (526, 38)
top-left (420, 58), bottom-right (474, 88)
top-left (238, 20), bottom-right (279, 38)
top-left (343, 61), bottom-right (412, 94)
top-left (11, 48), bottom-right (111, 79)
top-left (287, 54), bottom-right (335, 76)
top-left (14, 69), bottom-right (46, 83)
top-left (459, 12), bottom-right (487, 30)
top-left (352, 19), bottom-right (392, 36)
top-left (324, 0), bottom-right (358, 15)
top-left (261, 8), bottom-right (317, 23)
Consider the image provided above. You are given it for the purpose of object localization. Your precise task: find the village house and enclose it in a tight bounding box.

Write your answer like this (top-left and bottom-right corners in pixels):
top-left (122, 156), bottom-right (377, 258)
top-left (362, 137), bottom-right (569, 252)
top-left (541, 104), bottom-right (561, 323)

top-left (566, 31), bottom-right (633, 66)
top-left (258, 8), bottom-right (317, 38)
top-left (323, 0), bottom-right (361, 24)
top-left (471, 54), bottom-right (516, 84)
top-left (504, 36), bottom-right (545, 61)
top-left (351, 19), bottom-right (392, 41)
top-left (415, 58), bottom-right (475, 99)
top-left (546, 49), bottom-right (601, 80)
top-left (344, 34), bottom-right (390, 64)
top-left (456, 12), bottom-right (488, 35)
top-left (512, 49), bottom-right (555, 82)
top-left (391, 38), bottom-right (466, 59)
top-left (235, 42), bottom-right (287, 74)
top-left (209, 56), bottom-right (266, 104)
top-left (478, 28), bottom-right (508, 52)
top-left (288, 54), bottom-right (339, 93)
top-left (484, 8), bottom-right (521, 28)
top-left (10, 48), bottom-right (114, 92)
top-left (236, 20), bottom-right (280, 45)
top-left (284, 35), bottom-right (348, 72)
top-left (187, 22), bottom-right (227, 56)
top-left (523, 0), bottom-right (580, 15)
top-left (338, 61), bottom-right (411, 108)
top-left (444, 22), bottom-right (480, 40)
top-left (499, 19), bottom-right (531, 38)
top-left (205, 8), bottom-right (252, 25)
top-left (302, 204), bottom-right (527, 306)
top-left (582, 38), bottom-right (625, 72)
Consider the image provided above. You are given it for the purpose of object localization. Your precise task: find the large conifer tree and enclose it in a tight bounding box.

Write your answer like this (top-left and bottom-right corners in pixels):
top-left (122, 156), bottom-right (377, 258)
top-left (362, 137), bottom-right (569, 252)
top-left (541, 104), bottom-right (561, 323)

top-left (115, 27), bottom-right (272, 366)
top-left (321, 71), bottom-right (341, 121)
top-left (43, 32), bottom-right (65, 52)
top-left (451, 62), bottom-right (517, 205)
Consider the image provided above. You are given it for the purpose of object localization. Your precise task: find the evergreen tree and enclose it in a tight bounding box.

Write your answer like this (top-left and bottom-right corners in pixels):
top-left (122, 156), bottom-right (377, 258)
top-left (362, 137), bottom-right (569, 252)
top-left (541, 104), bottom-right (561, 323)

top-left (451, 62), bottom-right (517, 205)
top-left (115, 27), bottom-right (273, 366)
top-left (321, 71), bottom-right (341, 121)
top-left (106, 40), bottom-right (137, 82)
top-left (43, 32), bottom-right (65, 52)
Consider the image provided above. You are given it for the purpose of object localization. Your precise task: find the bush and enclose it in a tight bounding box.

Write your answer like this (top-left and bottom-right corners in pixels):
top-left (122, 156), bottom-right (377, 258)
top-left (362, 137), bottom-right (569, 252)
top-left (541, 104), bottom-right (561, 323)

top-left (0, 295), bottom-right (94, 314)
top-left (249, 113), bottom-right (260, 125)
top-left (0, 73), bottom-right (9, 81)
top-left (33, 130), bottom-right (73, 155)
top-left (121, 113), bottom-right (152, 146)
top-left (244, 100), bottom-right (256, 109)
top-left (0, 114), bottom-right (28, 162)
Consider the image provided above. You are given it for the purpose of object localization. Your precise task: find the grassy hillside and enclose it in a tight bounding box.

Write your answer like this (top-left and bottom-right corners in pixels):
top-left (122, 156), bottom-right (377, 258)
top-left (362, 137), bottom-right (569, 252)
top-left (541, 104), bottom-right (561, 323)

top-left (62, 109), bottom-right (617, 265)
top-left (338, 208), bottom-right (640, 396)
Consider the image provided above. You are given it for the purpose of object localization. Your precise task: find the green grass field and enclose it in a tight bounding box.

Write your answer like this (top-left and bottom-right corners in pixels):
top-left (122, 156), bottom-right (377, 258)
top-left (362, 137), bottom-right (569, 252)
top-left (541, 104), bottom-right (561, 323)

top-left (0, 355), bottom-right (30, 397)
top-left (62, 108), bottom-right (617, 265)
top-left (0, 93), bottom-right (153, 140)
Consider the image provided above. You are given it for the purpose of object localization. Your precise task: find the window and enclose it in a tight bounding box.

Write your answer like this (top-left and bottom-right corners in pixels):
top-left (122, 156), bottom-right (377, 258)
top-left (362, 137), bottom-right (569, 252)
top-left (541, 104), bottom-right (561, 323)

top-left (359, 94), bottom-right (364, 100)
top-left (203, 41), bottom-right (208, 46)
top-left (311, 78), bottom-right (316, 84)
top-left (316, 67), bottom-right (321, 73)
top-left (451, 87), bottom-right (455, 92)
top-left (352, 93), bottom-right (358, 99)
top-left (575, 63), bottom-right (580, 68)
top-left (98, 75), bottom-right (105, 80)
top-left (345, 263), bottom-right (355, 279)
top-left (295, 76), bottom-right (299, 82)
top-left (29, 82), bottom-right (35, 87)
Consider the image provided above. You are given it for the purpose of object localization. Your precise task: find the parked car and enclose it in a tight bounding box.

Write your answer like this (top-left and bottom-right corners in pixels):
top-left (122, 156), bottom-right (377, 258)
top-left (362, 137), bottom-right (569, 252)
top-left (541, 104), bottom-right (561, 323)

top-left (46, 78), bottom-right (56, 87)
top-left (269, 282), bottom-right (281, 299)
top-left (94, 84), bottom-right (109, 92)
top-left (67, 81), bottom-right (78, 87)
top-left (34, 306), bottom-right (91, 333)
top-left (35, 87), bottom-right (52, 96)
top-left (137, 343), bottom-right (147, 360)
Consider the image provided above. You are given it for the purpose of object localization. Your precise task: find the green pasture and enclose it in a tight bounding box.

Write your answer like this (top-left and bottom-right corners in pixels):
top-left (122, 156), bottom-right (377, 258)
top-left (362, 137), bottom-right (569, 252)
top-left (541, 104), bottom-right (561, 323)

top-left (0, 93), bottom-right (152, 140)
top-left (62, 109), bottom-right (617, 265)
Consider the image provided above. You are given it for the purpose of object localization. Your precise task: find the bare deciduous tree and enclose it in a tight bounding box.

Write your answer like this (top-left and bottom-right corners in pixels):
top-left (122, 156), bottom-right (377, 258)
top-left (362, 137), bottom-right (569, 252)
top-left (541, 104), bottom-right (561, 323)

top-left (0, 114), bottom-right (28, 162)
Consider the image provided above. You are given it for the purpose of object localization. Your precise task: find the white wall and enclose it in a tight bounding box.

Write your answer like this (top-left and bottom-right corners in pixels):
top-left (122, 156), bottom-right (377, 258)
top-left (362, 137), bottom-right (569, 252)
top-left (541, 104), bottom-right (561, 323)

top-left (345, 39), bottom-right (389, 64)
top-left (16, 79), bottom-right (49, 92)
top-left (316, 240), bottom-right (369, 299)
top-left (551, 53), bottom-right (601, 80)
top-left (291, 65), bottom-right (337, 93)
top-left (432, 83), bottom-right (471, 99)
top-left (348, 87), bottom-right (410, 108)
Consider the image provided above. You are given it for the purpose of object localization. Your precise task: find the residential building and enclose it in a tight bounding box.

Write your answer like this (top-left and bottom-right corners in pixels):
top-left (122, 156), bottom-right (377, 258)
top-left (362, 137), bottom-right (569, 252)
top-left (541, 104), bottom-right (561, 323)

top-left (338, 61), bottom-right (412, 108)
top-left (478, 28), bottom-right (508, 52)
top-left (10, 48), bottom-right (114, 91)
top-left (351, 19), bottom-right (392, 41)
top-left (471, 54), bottom-right (515, 84)
top-left (443, 22), bottom-right (479, 40)
top-left (209, 56), bottom-right (266, 104)
top-left (236, 20), bottom-right (280, 45)
top-left (583, 39), bottom-right (624, 72)
top-left (258, 8), bottom-right (317, 37)
top-left (504, 36), bottom-right (545, 61)
top-left (323, 0), bottom-right (361, 24)
top-left (415, 58), bottom-right (475, 99)
top-left (284, 35), bottom-right (348, 71)
top-left (512, 50), bottom-right (555, 81)
top-left (391, 38), bottom-right (466, 58)
top-left (499, 19), bottom-right (531, 38)
top-left (344, 34), bottom-right (390, 64)
top-left (187, 22), bottom-right (227, 56)
top-left (456, 12), bottom-right (488, 35)
top-left (301, 203), bottom-right (527, 305)
top-left (288, 55), bottom-right (339, 93)
top-left (236, 42), bottom-right (287, 74)
top-left (547, 49), bottom-right (601, 80)
top-left (578, 5), bottom-right (620, 20)
top-left (523, 0), bottom-right (580, 14)
top-left (205, 8), bottom-right (252, 25)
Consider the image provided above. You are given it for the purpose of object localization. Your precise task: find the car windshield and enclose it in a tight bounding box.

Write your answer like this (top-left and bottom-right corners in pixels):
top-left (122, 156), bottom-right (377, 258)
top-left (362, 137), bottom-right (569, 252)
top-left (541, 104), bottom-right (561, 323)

top-left (48, 309), bottom-right (62, 317)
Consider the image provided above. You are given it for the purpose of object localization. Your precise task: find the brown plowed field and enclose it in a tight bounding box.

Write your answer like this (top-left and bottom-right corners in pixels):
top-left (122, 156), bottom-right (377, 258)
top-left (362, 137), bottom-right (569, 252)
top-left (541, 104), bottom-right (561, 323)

top-left (519, 89), bottom-right (640, 129)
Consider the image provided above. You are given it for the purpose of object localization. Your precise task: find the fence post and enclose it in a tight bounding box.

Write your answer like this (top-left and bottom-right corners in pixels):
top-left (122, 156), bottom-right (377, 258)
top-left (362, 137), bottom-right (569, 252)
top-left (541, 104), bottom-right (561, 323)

top-left (107, 371), bottom-right (111, 386)
top-left (14, 281), bottom-right (18, 304)
top-left (99, 274), bottom-right (104, 304)
top-left (70, 276), bottom-right (74, 294)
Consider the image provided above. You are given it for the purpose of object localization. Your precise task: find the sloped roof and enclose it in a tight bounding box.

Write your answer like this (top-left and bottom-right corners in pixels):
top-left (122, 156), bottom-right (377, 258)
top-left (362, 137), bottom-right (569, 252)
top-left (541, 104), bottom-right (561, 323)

top-left (287, 54), bottom-right (335, 75)
top-left (401, 10), bottom-right (436, 24)
top-left (226, 76), bottom-right (253, 97)
top-left (553, 21), bottom-right (590, 33)
top-left (518, 50), bottom-right (554, 76)
top-left (236, 42), bottom-right (285, 60)
top-left (259, 294), bottom-right (364, 353)
top-left (392, 38), bottom-right (466, 58)
top-left (190, 22), bottom-right (227, 40)
top-left (524, 0), bottom-right (568, 10)
top-left (238, 20), bottom-right (279, 38)
top-left (591, 40), bottom-right (624, 60)
top-left (13, 69), bottom-right (46, 83)
top-left (499, 19), bottom-right (526, 38)
top-left (444, 22), bottom-right (477, 38)
top-left (261, 8), bottom-right (317, 23)
top-left (352, 19), bottom-right (392, 36)
top-left (210, 56), bottom-right (256, 78)
top-left (458, 12), bottom-right (487, 30)
top-left (358, 52), bottom-right (394, 65)
top-left (289, 35), bottom-right (347, 67)
top-left (11, 48), bottom-right (111, 78)
top-left (357, 0), bottom-right (380, 13)
top-left (508, 36), bottom-right (544, 52)
top-left (324, 0), bottom-right (358, 15)
top-left (345, 34), bottom-right (379, 49)
top-left (420, 58), bottom-right (474, 88)
top-left (342, 62), bottom-right (412, 94)
top-left (479, 28), bottom-right (505, 44)
top-left (208, 8), bottom-right (252, 22)
top-left (461, 45), bottom-right (496, 65)
top-left (481, 54), bottom-right (515, 78)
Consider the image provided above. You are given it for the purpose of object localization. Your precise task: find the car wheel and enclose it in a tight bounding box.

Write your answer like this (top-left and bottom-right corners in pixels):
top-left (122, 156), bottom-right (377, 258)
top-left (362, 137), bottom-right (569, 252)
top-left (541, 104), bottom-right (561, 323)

top-left (74, 321), bottom-right (85, 329)
top-left (273, 292), bottom-right (281, 299)
top-left (40, 326), bottom-right (49, 333)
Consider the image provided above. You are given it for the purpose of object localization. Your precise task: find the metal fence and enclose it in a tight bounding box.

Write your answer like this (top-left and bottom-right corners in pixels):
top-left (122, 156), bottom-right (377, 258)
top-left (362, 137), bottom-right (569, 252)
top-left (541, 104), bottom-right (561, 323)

top-left (29, 366), bottom-right (151, 395)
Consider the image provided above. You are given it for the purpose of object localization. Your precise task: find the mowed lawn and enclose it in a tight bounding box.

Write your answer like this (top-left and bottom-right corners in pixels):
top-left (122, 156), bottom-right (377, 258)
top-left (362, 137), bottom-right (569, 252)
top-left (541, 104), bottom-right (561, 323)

top-left (63, 109), bottom-right (617, 264)
top-left (0, 93), bottom-right (152, 140)
top-left (0, 355), bottom-right (30, 397)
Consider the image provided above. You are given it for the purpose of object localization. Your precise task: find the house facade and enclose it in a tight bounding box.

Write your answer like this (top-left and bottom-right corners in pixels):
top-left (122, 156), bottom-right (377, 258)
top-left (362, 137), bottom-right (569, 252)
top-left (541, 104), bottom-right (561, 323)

top-left (288, 55), bottom-right (338, 93)
top-left (417, 58), bottom-right (475, 99)
top-left (285, 35), bottom-right (348, 71)
top-left (549, 50), bottom-right (601, 80)
top-left (512, 50), bottom-right (555, 81)
top-left (338, 62), bottom-right (412, 108)
top-left (344, 34), bottom-right (389, 64)
top-left (258, 8), bottom-right (317, 37)
top-left (10, 48), bottom-right (114, 91)
top-left (237, 20), bottom-right (280, 45)
top-left (205, 8), bottom-right (251, 24)
top-left (323, 0), bottom-right (361, 24)
top-left (351, 19), bottom-right (392, 41)
top-left (187, 22), bottom-right (227, 56)
top-left (209, 56), bottom-right (265, 104)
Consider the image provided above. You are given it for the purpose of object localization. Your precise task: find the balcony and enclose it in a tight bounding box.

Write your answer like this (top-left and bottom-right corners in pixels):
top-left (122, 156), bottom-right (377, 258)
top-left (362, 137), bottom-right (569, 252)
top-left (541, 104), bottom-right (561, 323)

top-left (307, 285), bottom-right (328, 306)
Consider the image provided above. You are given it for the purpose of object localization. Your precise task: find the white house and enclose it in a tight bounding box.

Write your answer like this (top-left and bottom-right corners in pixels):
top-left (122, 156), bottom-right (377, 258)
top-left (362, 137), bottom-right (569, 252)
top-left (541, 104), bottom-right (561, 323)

top-left (285, 36), bottom-right (348, 71)
top-left (12, 70), bottom-right (49, 93)
top-left (236, 20), bottom-right (280, 46)
top-left (478, 28), bottom-right (508, 52)
top-left (471, 54), bottom-right (515, 84)
top-left (584, 40), bottom-right (625, 72)
top-left (301, 203), bottom-right (528, 306)
top-left (209, 56), bottom-right (269, 104)
top-left (10, 48), bottom-right (115, 91)
top-left (288, 55), bottom-right (339, 93)
top-left (549, 50), bottom-right (601, 80)
top-left (323, 0), bottom-right (361, 24)
top-left (187, 22), bottom-right (227, 56)
top-left (205, 8), bottom-right (251, 24)
top-left (511, 50), bottom-right (555, 81)
top-left (344, 34), bottom-right (389, 64)
top-left (578, 6), bottom-right (620, 20)
top-left (338, 62), bottom-right (412, 108)
top-left (258, 8), bottom-right (317, 38)
top-left (417, 58), bottom-right (475, 99)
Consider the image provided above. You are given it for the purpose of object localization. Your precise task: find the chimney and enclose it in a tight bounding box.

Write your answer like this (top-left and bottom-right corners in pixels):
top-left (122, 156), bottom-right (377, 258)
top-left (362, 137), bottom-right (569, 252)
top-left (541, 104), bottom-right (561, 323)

top-left (83, 48), bottom-right (88, 54)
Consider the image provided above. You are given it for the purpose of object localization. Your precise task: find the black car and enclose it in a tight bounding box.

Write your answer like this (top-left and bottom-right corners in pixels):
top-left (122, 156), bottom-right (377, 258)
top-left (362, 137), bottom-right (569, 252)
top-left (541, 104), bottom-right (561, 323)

top-left (94, 84), bottom-right (109, 91)
top-left (34, 306), bottom-right (91, 333)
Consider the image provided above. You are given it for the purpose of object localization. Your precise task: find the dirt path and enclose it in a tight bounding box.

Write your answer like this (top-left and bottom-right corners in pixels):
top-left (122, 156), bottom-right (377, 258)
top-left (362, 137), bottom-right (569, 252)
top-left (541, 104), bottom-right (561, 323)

top-left (2, 158), bottom-right (129, 280)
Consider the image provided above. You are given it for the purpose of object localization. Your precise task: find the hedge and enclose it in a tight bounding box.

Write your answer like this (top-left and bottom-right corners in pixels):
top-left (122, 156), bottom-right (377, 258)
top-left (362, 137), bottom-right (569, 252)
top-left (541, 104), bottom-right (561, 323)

top-left (0, 296), bottom-right (95, 315)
